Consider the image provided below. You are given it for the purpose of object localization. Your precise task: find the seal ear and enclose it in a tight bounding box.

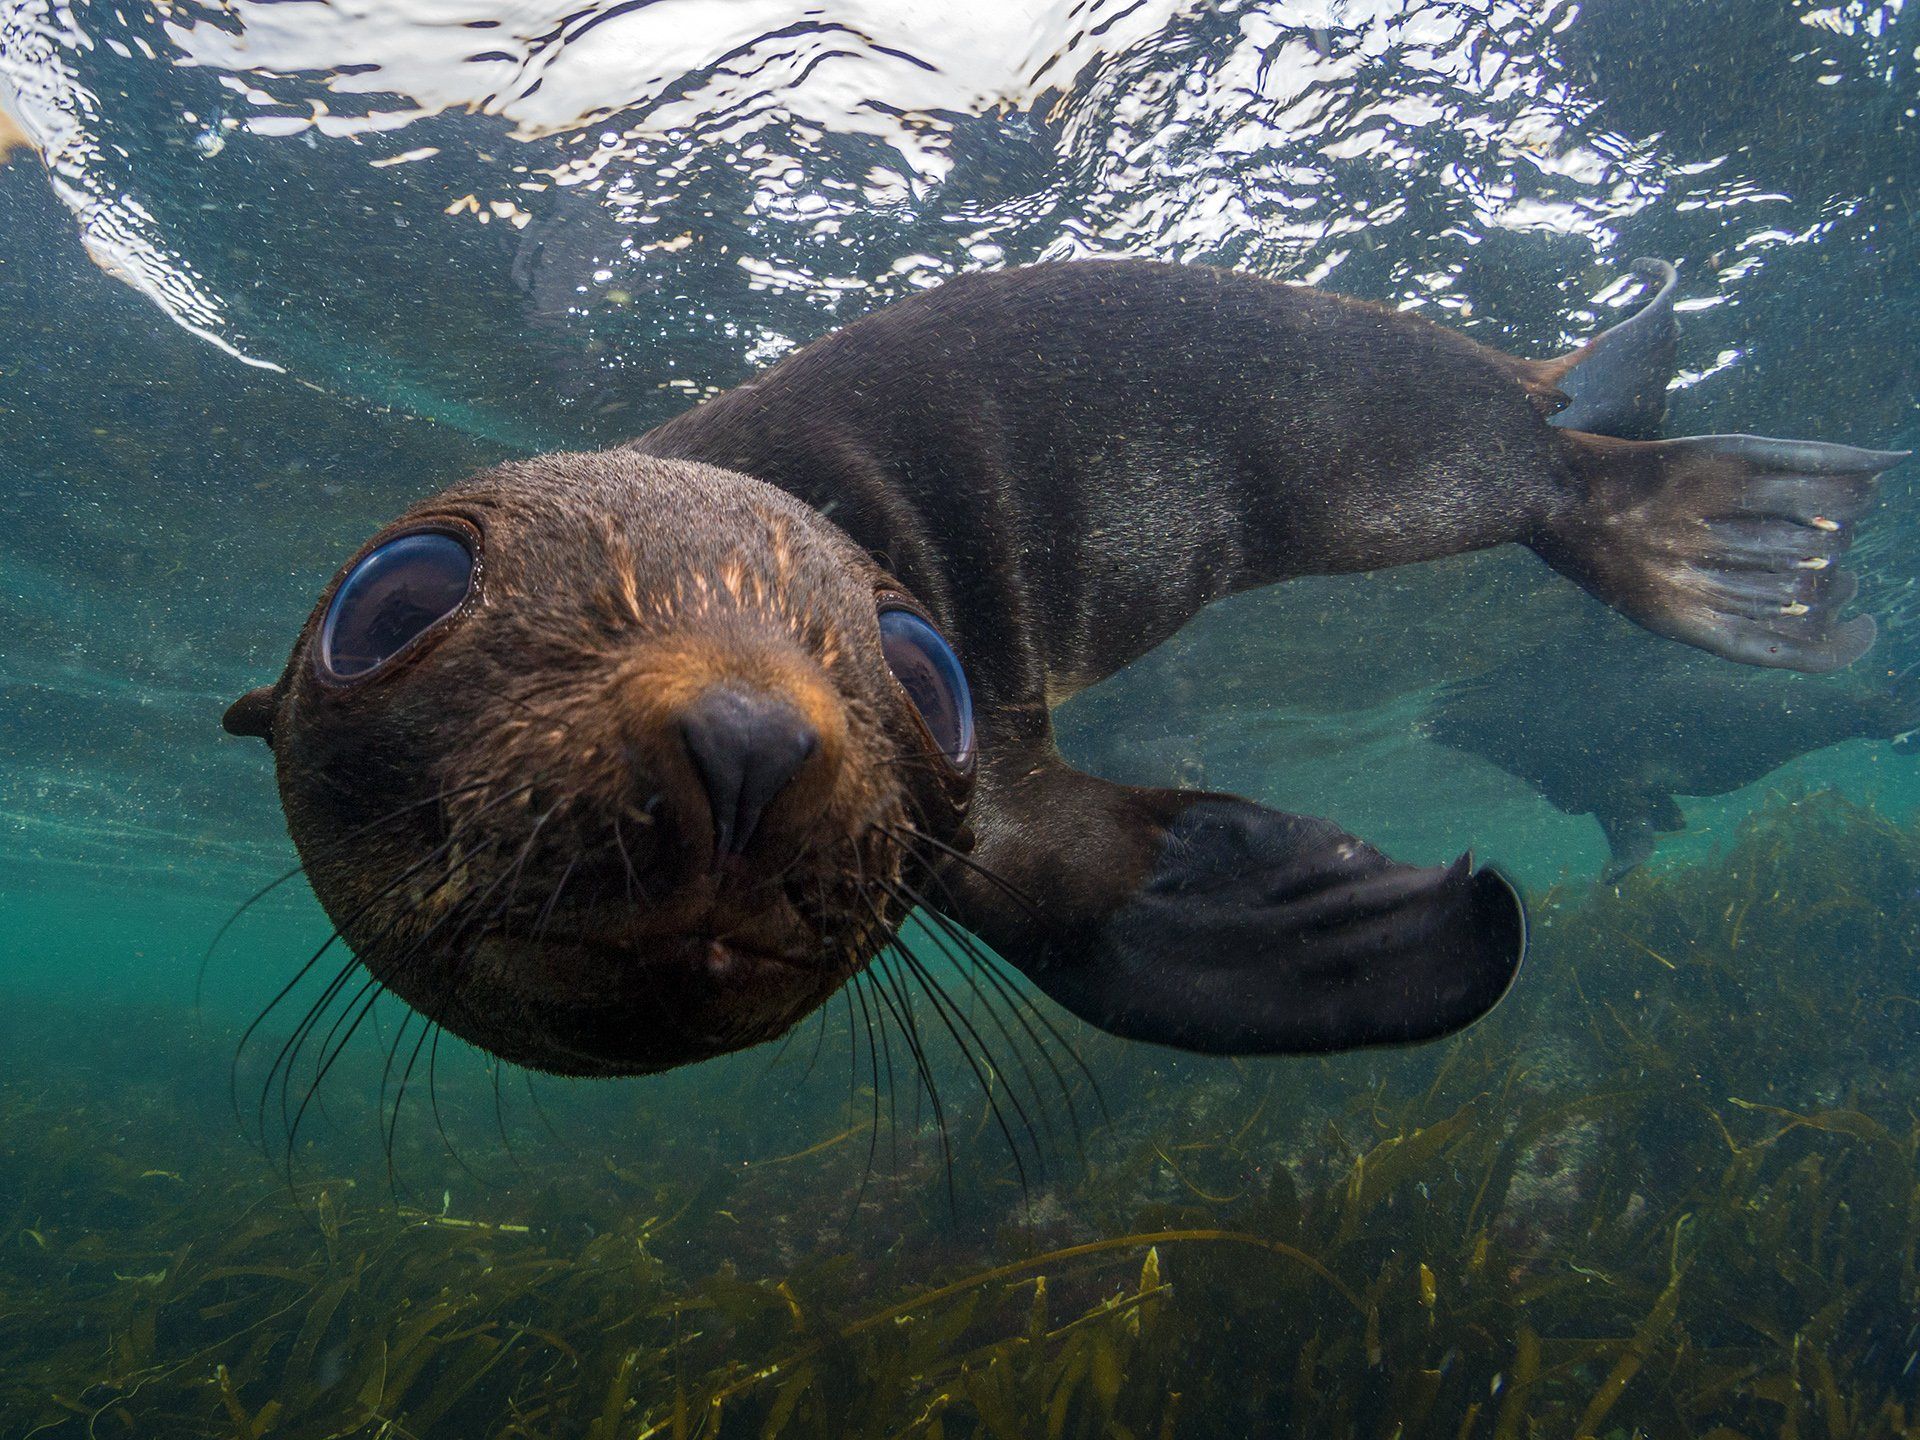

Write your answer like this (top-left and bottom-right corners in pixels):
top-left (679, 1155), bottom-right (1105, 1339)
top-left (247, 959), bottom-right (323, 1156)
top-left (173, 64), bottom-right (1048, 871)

top-left (223, 686), bottom-right (277, 742)
top-left (935, 755), bottom-right (1526, 1055)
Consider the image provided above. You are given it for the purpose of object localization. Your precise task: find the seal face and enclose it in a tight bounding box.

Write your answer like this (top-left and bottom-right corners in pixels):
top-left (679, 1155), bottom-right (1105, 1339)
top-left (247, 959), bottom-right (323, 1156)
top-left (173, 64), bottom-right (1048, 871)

top-left (235, 451), bottom-right (973, 1076)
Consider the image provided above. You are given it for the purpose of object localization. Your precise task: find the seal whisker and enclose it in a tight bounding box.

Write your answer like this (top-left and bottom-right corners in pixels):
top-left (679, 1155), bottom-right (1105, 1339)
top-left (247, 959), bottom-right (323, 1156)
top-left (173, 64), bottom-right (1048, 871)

top-left (260, 881), bottom-right (476, 1156)
top-left (888, 943), bottom-right (1038, 1209)
top-left (426, 1023), bottom-right (486, 1188)
top-left (488, 1059), bottom-right (523, 1170)
top-left (373, 812), bottom-right (581, 1186)
top-left (385, 1016), bottom-right (437, 1197)
top-left (521, 1067), bottom-right (567, 1149)
top-left (797, 995), bottom-right (833, 1088)
top-left (229, 788), bottom-right (525, 1129)
top-left (846, 971), bottom-right (885, 1226)
top-left (879, 819), bottom-right (1043, 924)
top-left (379, 1007), bottom-right (417, 1150)
top-left (281, 972), bottom-right (386, 1184)
top-left (868, 968), bottom-right (902, 1172)
top-left (259, 952), bottom-right (366, 1157)
top-left (374, 912), bottom-right (513, 1194)
top-left (875, 820), bottom-right (1106, 1117)
top-left (886, 862), bottom-right (1108, 1142)
top-left (495, 799), bottom-right (568, 935)
top-left (881, 880), bottom-right (1081, 1169)
top-left (851, 854), bottom-right (1040, 1195)
top-left (840, 986), bottom-right (861, 1139)
top-left (270, 827), bottom-right (509, 1167)
top-left (198, 778), bottom-right (508, 1012)
top-left (865, 947), bottom-right (957, 1212)
top-left (296, 965), bottom-right (385, 1122)
top-left (609, 814), bottom-right (646, 906)
top-left (528, 857), bottom-right (579, 953)
top-left (243, 779), bottom-right (538, 1170)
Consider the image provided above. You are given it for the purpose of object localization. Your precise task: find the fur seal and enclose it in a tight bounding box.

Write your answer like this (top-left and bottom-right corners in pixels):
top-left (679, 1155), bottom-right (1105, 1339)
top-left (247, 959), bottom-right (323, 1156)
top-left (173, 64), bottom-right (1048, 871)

top-left (223, 258), bottom-right (1907, 1075)
top-left (1427, 624), bottom-right (1920, 880)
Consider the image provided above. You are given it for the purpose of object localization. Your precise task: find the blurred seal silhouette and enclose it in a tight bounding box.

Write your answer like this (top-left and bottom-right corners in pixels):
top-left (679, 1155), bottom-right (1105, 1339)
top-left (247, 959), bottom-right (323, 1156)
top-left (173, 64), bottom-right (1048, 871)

top-left (1426, 625), bottom-right (1920, 881)
top-left (224, 259), bottom-right (1907, 1075)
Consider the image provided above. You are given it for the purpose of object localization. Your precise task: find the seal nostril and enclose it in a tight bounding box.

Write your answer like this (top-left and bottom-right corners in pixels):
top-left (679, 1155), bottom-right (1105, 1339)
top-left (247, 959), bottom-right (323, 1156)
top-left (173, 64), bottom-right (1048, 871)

top-left (678, 686), bottom-right (820, 861)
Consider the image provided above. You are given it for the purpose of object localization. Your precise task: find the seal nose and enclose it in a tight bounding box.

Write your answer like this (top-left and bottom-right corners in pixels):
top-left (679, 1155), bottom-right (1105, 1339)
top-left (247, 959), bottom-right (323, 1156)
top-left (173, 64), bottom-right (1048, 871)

top-left (678, 686), bottom-right (820, 860)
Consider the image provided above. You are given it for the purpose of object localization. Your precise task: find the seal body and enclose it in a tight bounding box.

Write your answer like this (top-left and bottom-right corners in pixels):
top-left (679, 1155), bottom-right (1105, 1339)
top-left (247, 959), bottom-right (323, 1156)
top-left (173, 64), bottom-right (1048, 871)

top-left (227, 259), bottom-right (1905, 1073)
top-left (1427, 626), bottom-right (1920, 878)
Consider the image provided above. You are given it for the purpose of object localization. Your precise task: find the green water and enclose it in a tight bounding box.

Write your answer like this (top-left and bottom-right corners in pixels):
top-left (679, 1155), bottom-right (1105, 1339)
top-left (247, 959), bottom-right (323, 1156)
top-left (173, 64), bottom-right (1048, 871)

top-left (5, 0), bottom-right (1920, 1434)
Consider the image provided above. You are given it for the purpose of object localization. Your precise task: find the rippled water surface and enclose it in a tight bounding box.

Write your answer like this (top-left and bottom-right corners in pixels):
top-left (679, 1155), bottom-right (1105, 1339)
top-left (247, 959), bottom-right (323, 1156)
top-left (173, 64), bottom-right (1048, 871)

top-left (3, 2), bottom-right (1919, 1436)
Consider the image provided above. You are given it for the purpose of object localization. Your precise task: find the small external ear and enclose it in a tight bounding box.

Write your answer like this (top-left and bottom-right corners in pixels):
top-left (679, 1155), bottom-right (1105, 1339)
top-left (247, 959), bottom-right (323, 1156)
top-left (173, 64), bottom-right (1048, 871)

top-left (223, 686), bottom-right (277, 742)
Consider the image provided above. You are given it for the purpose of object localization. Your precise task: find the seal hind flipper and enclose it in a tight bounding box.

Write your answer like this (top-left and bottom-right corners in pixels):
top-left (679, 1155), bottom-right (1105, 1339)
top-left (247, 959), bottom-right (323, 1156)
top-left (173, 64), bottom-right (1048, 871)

top-left (1534, 433), bottom-right (1906, 673)
top-left (943, 763), bottom-right (1525, 1055)
top-left (1539, 259), bottom-right (1680, 440)
top-left (1595, 791), bottom-right (1683, 882)
top-left (1525, 258), bottom-right (1907, 672)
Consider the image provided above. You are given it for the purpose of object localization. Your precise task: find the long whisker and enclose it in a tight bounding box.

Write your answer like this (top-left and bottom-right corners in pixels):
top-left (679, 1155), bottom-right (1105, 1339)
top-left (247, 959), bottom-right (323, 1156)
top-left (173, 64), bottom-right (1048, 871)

top-left (244, 778), bottom-right (539, 1175)
top-left (258, 952), bottom-right (363, 1154)
top-left (233, 779), bottom-right (538, 1119)
top-left (890, 870), bottom-right (1104, 1151)
top-left (885, 829), bottom-right (1110, 1131)
top-left (868, 966), bottom-right (902, 1172)
top-left (198, 779), bottom-right (503, 1010)
top-left (847, 971), bottom-right (884, 1224)
top-left (269, 836), bottom-right (502, 1163)
top-left (885, 884), bottom-right (1073, 1166)
top-left (848, 876), bottom-right (1029, 1208)
top-left (427, 1023), bottom-right (487, 1187)
top-left (891, 941), bottom-right (1040, 1205)
top-left (386, 1015), bottom-right (438, 1197)
top-left (841, 986), bottom-right (861, 1129)
top-left (798, 1003), bottom-right (832, 1086)
top-left (281, 974), bottom-right (385, 1184)
top-left (490, 1058), bottom-right (522, 1169)
top-left (384, 808), bottom-right (574, 1185)
top-left (866, 946), bottom-right (956, 1212)
top-left (298, 965), bottom-right (386, 1121)
top-left (380, 1007), bottom-right (418, 1134)
top-left (879, 818), bottom-right (1043, 921)
top-left (840, 862), bottom-right (956, 1198)
top-left (521, 1068), bottom-right (567, 1149)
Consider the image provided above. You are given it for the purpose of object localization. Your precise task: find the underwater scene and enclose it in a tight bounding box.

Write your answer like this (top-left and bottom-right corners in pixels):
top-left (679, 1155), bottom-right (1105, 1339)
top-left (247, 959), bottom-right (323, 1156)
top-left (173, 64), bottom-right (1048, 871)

top-left (3, 1), bottom-right (1920, 1435)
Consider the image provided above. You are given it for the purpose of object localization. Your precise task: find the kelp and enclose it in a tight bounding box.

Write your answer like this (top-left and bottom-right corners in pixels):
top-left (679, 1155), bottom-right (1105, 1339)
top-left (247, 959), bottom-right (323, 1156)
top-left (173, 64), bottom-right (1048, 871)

top-left (7, 787), bottom-right (1920, 1437)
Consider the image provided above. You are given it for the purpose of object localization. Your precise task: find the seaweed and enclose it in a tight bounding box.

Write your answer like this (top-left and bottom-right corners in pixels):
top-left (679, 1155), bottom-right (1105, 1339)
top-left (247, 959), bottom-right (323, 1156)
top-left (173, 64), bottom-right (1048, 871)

top-left (7, 786), bottom-right (1920, 1437)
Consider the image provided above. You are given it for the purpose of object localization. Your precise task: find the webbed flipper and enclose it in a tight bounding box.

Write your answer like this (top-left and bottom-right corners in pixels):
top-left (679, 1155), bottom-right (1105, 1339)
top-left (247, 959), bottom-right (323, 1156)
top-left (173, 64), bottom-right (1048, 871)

top-left (937, 757), bottom-right (1525, 1055)
top-left (1595, 790), bottom-right (1685, 883)
top-left (1526, 261), bottom-right (1907, 673)
top-left (1546, 258), bottom-right (1680, 440)
top-left (1536, 433), bottom-right (1903, 673)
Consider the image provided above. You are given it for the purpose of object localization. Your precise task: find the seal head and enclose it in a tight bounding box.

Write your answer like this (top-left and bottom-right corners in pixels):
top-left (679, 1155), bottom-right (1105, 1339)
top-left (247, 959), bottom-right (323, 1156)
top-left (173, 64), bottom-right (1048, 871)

top-left (226, 451), bottom-right (973, 1076)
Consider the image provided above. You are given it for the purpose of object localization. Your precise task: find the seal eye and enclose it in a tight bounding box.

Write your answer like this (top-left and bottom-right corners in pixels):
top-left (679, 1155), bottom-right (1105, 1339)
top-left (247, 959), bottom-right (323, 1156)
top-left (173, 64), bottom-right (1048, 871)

top-left (878, 607), bottom-right (974, 766)
top-left (319, 531), bottom-right (474, 681)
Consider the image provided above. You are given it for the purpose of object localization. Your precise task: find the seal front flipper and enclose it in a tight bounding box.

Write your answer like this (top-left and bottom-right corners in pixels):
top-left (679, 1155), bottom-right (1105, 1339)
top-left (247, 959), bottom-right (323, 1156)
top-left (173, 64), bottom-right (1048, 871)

top-left (1534, 432), bottom-right (1906, 673)
top-left (939, 761), bottom-right (1525, 1055)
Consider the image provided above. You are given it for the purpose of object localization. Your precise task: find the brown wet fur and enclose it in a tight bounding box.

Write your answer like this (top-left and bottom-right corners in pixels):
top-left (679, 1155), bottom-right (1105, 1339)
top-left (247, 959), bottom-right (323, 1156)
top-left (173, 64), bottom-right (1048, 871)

top-left (250, 452), bottom-right (968, 1076)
